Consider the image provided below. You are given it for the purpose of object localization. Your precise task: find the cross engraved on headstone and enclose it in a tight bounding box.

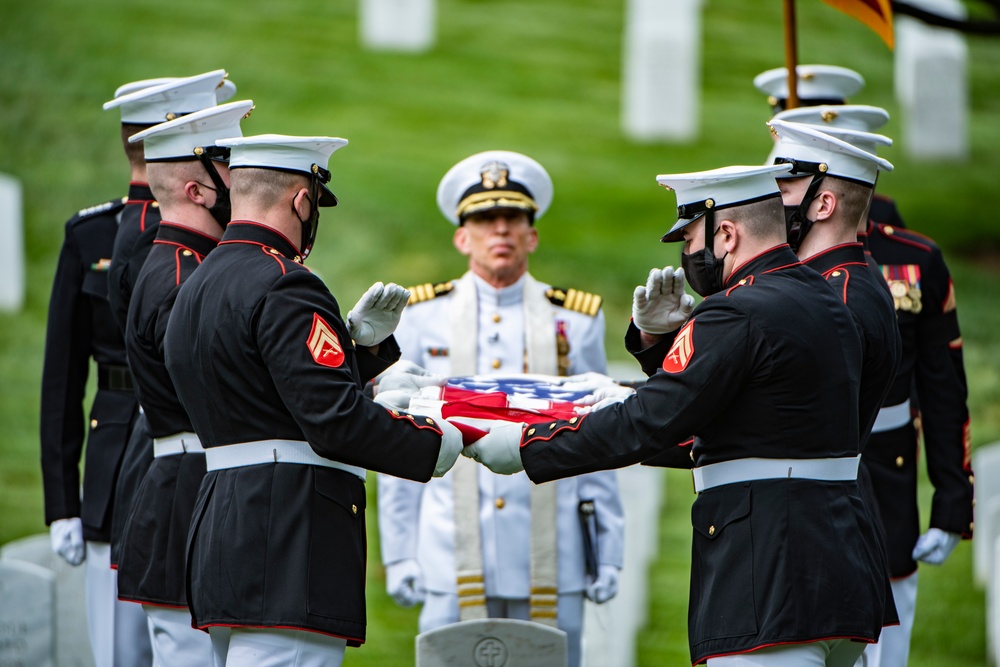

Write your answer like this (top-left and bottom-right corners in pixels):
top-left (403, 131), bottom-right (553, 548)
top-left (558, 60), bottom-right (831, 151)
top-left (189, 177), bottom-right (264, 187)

top-left (474, 636), bottom-right (508, 667)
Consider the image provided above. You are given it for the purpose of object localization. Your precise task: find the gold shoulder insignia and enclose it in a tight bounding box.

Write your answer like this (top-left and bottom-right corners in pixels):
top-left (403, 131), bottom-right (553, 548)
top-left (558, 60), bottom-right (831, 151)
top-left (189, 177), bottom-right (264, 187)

top-left (546, 287), bottom-right (602, 316)
top-left (407, 281), bottom-right (454, 305)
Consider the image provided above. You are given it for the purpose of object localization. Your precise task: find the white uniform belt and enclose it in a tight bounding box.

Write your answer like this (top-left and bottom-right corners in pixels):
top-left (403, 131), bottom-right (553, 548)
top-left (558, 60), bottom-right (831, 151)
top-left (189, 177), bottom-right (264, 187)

top-left (204, 440), bottom-right (367, 480)
top-left (153, 432), bottom-right (204, 457)
top-left (871, 399), bottom-right (911, 433)
top-left (692, 455), bottom-right (861, 493)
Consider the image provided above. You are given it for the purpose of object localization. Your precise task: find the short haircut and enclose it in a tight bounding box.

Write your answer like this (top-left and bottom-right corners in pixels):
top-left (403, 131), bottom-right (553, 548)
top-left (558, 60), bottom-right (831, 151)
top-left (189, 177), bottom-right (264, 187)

top-left (729, 196), bottom-right (786, 242)
top-left (230, 167), bottom-right (309, 209)
top-left (121, 124), bottom-right (149, 167)
top-left (827, 177), bottom-right (874, 230)
top-left (146, 160), bottom-right (206, 208)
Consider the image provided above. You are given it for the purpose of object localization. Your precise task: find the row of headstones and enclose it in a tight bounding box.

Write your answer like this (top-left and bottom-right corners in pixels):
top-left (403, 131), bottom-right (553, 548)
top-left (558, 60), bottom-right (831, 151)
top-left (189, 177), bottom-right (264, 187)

top-left (359, 0), bottom-right (969, 158)
top-left (973, 443), bottom-right (1000, 665)
top-left (0, 535), bottom-right (95, 667)
top-left (0, 467), bottom-right (666, 667)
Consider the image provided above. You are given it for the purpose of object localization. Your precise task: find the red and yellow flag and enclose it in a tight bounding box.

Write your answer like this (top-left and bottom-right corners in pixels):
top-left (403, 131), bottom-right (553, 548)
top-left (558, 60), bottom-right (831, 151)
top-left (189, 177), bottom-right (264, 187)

top-left (822, 0), bottom-right (894, 48)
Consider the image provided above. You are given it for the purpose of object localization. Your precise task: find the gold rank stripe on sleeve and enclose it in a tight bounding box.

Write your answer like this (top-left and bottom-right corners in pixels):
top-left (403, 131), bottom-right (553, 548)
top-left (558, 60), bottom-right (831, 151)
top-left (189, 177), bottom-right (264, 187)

top-left (406, 281), bottom-right (454, 305)
top-left (546, 287), bottom-right (602, 316)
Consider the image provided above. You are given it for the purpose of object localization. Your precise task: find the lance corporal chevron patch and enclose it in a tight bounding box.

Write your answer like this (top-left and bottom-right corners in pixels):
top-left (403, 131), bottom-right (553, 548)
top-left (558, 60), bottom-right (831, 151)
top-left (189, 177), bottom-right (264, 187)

top-left (663, 318), bottom-right (695, 374)
top-left (307, 313), bottom-right (345, 368)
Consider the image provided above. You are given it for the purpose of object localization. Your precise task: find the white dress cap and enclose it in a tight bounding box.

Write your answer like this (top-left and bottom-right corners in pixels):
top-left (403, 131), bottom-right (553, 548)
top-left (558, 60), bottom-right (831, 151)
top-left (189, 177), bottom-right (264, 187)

top-left (656, 163), bottom-right (793, 242)
top-left (436, 150), bottom-right (553, 225)
top-left (128, 100), bottom-right (254, 161)
top-left (103, 70), bottom-right (235, 124)
top-left (768, 119), bottom-right (893, 186)
top-left (753, 65), bottom-right (864, 108)
top-left (218, 134), bottom-right (349, 207)
top-left (772, 104), bottom-right (889, 132)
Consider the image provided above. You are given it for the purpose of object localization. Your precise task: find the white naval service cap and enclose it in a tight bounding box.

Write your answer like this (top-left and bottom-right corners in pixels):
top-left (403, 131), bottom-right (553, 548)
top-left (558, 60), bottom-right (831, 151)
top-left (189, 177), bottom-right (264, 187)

top-left (436, 150), bottom-right (553, 225)
top-left (768, 119), bottom-right (893, 186)
top-left (103, 70), bottom-right (238, 124)
top-left (753, 65), bottom-right (864, 111)
top-left (217, 134), bottom-right (349, 206)
top-left (128, 100), bottom-right (254, 161)
top-left (771, 104), bottom-right (889, 132)
top-left (657, 164), bottom-right (793, 243)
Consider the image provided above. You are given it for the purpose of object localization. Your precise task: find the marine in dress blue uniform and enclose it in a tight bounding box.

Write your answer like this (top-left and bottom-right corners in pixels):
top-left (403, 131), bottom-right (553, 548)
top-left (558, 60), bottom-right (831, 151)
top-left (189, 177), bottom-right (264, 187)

top-left (163, 134), bottom-right (463, 667)
top-left (376, 151), bottom-right (625, 667)
top-left (39, 77), bottom-right (194, 667)
top-left (762, 96), bottom-right (975, 666)
top-left (103, 70), bottom-right (239, 571)
top-left (768, 119), bottom-right (903, 632)
top-left (115, 101), bottom-right (253, 666)
top-left (466, 164), bottom-right (892, 666)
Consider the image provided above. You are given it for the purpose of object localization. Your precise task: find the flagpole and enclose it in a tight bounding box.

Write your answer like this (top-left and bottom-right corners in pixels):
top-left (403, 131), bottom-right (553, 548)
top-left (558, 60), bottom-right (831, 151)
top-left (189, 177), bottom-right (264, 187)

top-left (783, 0), bottom-right (799, 109)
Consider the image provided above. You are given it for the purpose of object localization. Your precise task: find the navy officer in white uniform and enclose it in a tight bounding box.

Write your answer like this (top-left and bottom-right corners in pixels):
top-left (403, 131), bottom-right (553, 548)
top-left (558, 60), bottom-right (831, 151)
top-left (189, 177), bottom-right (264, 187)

top-left (377, 150), bottom-right (625, 667)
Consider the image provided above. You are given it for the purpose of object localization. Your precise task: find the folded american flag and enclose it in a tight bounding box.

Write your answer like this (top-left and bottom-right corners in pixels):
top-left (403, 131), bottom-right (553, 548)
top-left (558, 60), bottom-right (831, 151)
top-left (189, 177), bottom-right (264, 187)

top-left (408, 374), bottom-right (614, 445)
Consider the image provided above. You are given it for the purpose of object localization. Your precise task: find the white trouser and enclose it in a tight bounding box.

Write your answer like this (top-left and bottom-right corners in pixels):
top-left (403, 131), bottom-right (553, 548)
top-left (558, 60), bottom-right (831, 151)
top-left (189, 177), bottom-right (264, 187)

top-left (143, 605), bottom-right (213, 666)
top-left (420, 592), bottom-right (584, 667)
top-left (862, 572), bottom-right (918, 667)
top-left (707, 639), bottom-right (866, 666)
top-left (208, 627), bottom-right (346, 667)
top-left (85, 541), bottom-right (153, 667)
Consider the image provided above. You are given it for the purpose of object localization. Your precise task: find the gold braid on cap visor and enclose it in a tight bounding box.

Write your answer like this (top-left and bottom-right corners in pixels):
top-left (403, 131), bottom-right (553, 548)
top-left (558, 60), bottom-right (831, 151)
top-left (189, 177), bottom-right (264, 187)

top-left (456, 190), bottom-right (538, 219)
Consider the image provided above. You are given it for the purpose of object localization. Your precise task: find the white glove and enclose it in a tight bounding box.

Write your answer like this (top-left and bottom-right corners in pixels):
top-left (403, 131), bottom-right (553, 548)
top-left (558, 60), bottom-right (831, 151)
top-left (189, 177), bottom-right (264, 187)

top-left (434, 419), bottom-right (464, 477)
top-left (911, 528), bottom-right (961, 565)
top-left (462, 421), bottom-right (525, 475)
top-left (49, 517), bottom-right (85, 566)
top-left (376, 360), bottom-right (433, 382)
top-left (347, 282), bottom-right (410, 346)
top-left (557, 372), bottom-right (620, 394)
top-left (576, 384), bottom-right (636, 412)
top-left (632, 266), bottom-right (695, 335)
top-left (385, 559), bottom-right (424, 607)
top-left (373, 389), bottom-right (415, 412)
top-left (586, 564), bottom-right (620, 604)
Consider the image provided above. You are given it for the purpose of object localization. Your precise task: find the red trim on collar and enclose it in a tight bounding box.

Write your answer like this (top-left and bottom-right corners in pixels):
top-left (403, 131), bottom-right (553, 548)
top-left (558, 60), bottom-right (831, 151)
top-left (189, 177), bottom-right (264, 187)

top-left (228, 220), bottom-right (300, 252)
top-left (157, 221), bottom-right (221, 243)
top-left (726, 244), bottom-right (800, 285)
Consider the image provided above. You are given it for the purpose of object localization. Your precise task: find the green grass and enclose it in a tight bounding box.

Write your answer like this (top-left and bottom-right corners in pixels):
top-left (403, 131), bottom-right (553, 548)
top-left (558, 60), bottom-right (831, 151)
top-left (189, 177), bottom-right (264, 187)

top-left (2, 1), bottom-right (998, 665)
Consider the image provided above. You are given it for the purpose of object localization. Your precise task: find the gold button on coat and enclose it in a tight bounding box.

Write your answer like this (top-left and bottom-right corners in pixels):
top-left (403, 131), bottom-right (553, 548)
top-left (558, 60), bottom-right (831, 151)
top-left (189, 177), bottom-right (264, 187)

top-left (708, 525), bottom-right (715, 536)
top-left (495, 498), bottom-right (505, 509)
top-left (493, 314), bottom-right (501, 323)
top-left (492, 359), bottom-right (501, 369)
top-left (351, 504), bottom-right (358, 515)
top-left (90, 419), bottom-right (98, 428)
top-left (895, 456), bottom-right (904, 467)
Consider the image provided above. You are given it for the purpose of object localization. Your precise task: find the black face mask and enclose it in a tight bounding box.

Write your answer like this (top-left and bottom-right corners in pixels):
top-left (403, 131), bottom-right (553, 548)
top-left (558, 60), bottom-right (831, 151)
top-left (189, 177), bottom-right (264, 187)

top-left (292, 193), bottom-right (320, 260)
top-left (783, 175), bottom-right (825, 253)
top-left (680, 214), bottom-right (728, 298)
top-left (196, 150), bottom-right (232, 228)
top-left (206, 187), bottom-right (231, 227)
top-left (681, 248), bottom-right (728, 298)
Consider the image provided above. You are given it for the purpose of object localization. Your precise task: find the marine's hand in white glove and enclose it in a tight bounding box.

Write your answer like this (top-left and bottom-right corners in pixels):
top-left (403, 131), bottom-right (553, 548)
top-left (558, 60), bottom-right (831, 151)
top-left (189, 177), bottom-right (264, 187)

top-left (586, 564), bottom-right (620, 604)
top-left (385, 559), bottom-right (424, 607)
top-left (576, 384), bottom-right (636, 412)
top-left (557, 372), bottom-right (620, 394)
top-left (433, 419), bottom-right (464, 477)
top-left (374, 364), bottom-right (447, 412)
top-left (49, 517), bottom-right (85, 566)
top-left (632, 266), bottom-right (695, 335)
top-left (911, 527), bottom-right (961, 565)
top-left (347, 282), bottom-right (410, 347)
top-left (462, 421), bottom-right (526, 475)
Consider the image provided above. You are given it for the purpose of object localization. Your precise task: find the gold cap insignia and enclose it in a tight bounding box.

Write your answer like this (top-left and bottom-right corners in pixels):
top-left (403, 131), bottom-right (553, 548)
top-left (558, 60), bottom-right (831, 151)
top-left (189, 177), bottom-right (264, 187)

top-left (480, 161), bottom-right (510, 189)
